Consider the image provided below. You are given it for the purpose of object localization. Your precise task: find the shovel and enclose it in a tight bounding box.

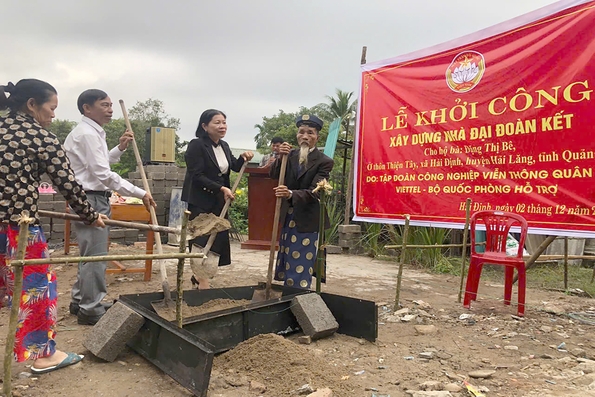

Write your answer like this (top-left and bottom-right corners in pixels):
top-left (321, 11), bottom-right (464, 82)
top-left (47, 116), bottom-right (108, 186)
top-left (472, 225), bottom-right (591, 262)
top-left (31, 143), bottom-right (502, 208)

top-left (252, 154), bottom-right (287, 302)
top-left (119, 100), bottom-right (179, 318)
top-left (189, 162), bottom-right (248, 281)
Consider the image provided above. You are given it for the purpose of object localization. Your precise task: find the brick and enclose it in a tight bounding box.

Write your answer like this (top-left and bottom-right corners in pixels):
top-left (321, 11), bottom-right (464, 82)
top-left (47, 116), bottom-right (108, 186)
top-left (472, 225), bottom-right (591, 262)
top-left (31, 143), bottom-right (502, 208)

top-left (128, 171), bottom-right (141, 179)
top-left (165, 180), bottom-right (178, 188)
top-left (52, 201), bottom-right (66, 211)
top-left (38, 201), bottom-right (53, 210)
top-left (338, 224), bottom-right (361, 234)
top-left (109, 229), bottom-right (126, 239)
top-left (144, 165), bottom-right (166, 172)
top-left (52, 224), bottom-right (65, 233)
top-left (124, 229), bottom-right (139, 239)
top-left (338, 232), bottom-right (361, 240)
top-left (151, 186), bottom-right (165, 194)
top-left (147, 172), bottom-right (165, 180)
top-left (38, 193), bottom-right (54, 201)
top-left (338, 238), bottom-right (359, 248)
top-left (83, 302), bottom-right (145, 362)
top-left (165, 172), bottom-right (178, 181)
top-left (291, 293), bottom-right (338, 340)
top-left (325, 245), bottom-right (342, 254)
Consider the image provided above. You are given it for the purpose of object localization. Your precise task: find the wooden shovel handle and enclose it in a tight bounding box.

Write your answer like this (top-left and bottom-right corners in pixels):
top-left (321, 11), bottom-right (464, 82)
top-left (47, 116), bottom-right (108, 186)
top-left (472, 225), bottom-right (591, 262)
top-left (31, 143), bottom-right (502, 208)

top-left (265, 154), bottom-right (288, 298)
top-left (202, 162), bottom-right (248, 254)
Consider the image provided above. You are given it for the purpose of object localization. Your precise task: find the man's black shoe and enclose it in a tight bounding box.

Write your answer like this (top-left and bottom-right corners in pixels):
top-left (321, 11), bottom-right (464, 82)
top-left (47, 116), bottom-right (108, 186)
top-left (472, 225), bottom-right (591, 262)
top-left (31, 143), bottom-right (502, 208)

top-left (70, 301), bottom-right (114, 316)
top-left (77, 311), bottom-right (104, 326)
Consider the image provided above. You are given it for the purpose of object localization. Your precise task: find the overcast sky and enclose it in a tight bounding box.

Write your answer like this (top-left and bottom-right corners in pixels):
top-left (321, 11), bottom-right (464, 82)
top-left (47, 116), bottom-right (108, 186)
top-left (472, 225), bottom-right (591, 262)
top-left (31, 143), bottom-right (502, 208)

top-left (2, 0), bottom-right (558, 149)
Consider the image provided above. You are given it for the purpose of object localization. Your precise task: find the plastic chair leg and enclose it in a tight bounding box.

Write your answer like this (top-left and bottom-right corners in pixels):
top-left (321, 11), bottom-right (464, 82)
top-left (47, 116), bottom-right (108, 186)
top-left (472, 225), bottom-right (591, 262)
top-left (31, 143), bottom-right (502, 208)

top-left (463, 267), bottom-right (477, 308)
top-left (504, 266), bottom-right (513, 305)
top-left (470, 263), bottom-right (484, 301)
top-left (517, 267), bottom-right (526, 317)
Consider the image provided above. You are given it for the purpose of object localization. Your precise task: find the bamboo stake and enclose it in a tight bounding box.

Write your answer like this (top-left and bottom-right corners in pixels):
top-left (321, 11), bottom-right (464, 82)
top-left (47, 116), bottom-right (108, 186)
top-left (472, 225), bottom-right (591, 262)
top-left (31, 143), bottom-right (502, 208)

top-left (457, 198), bottom-right (472, 303)
top-left (514, 235), bottom-right (556, 283)
top-left (13, 252), bottom-right (204, 267)
top-left (394, 214), bottom-right (410, 310)
top-left (4, 217), bottom-right (32, 397)
top-left (564, 236), bottom-right (569, 291)
top-left (176, 210), bottom-right (190, 328)
top-left (385, 242), bottom-right (485, 249)
top-left (119, 100), bottom-right (171, 304)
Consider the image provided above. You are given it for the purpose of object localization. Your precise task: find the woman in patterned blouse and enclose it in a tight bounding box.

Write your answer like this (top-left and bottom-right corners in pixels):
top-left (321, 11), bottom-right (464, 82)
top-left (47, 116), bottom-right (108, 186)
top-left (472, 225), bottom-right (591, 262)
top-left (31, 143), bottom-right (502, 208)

top-left (0, 79), bottom-right (106, 374)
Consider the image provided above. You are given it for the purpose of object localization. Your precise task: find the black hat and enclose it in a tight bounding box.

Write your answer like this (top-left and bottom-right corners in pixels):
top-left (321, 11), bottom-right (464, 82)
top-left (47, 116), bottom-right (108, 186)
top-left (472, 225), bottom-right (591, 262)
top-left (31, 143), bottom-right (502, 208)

top-left (296, 114), bottom-right (323, 131)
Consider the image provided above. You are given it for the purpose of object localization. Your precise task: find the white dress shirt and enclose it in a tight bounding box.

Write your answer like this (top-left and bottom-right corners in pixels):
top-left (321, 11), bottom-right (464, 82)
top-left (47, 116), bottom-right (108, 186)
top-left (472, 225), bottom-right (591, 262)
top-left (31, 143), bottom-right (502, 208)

top-left (213, 144), bottom-right (229, 174)
top-left (63, 116), bottom-right (146, 198)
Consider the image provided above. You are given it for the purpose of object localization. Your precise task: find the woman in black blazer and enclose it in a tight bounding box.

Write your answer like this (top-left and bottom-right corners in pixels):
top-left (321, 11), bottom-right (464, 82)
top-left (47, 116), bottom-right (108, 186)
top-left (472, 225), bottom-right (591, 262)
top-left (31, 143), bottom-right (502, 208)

top-left (181, 109), bottom-right (254, 289)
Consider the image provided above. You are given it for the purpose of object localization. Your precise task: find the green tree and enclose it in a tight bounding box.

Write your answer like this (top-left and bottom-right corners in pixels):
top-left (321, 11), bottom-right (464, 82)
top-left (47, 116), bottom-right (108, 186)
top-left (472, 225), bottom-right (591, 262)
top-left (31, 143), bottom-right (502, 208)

top-left (49, 119), bottom-right (77, 142)
top-left (326, 89), bottom-right (356, 140)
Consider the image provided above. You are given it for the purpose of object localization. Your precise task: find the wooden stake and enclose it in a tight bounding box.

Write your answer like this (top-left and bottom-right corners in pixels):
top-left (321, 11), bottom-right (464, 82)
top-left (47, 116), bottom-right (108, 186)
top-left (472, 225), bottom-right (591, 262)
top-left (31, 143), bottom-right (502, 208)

top-left (457, 198), bottom-right (472, 303)
top-left (4, 217), bottom-right (32, 397)
top-left (394, 214), bottom-right (410, 310)
top-left (13, 252), bottom-right (204, 267)
top-left (176, 210), bottom-right (190, 328)
top-left (343, 45), bottom-right (367, 225)
top-left (315, 190), bottom-right (326, 294)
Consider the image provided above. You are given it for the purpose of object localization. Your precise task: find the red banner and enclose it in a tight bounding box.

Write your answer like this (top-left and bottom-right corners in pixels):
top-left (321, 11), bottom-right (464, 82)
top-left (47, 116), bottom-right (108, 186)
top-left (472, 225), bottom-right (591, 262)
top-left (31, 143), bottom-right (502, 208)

top-left (354, 0), bottom-right (595, 237)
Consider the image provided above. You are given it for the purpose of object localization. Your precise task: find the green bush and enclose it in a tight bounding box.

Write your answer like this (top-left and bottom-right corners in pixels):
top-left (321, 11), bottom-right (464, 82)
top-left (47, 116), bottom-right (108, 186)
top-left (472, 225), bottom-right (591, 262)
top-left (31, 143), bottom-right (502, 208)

top-left (229, 187), bottom-right (248, 235)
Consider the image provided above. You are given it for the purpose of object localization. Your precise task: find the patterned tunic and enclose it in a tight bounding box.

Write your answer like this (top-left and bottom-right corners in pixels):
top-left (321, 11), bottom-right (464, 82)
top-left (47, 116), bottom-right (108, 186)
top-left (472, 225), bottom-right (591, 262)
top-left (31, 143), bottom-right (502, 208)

top-left (0, 111), bottom-right (98, 225)
top-left (0, 111), bottom-right (98, 362)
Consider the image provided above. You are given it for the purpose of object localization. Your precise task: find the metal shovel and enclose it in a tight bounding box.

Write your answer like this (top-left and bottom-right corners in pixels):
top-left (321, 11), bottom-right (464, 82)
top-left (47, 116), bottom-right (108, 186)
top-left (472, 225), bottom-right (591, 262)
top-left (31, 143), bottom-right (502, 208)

top-left (190, 162), bottom-right (248, 280)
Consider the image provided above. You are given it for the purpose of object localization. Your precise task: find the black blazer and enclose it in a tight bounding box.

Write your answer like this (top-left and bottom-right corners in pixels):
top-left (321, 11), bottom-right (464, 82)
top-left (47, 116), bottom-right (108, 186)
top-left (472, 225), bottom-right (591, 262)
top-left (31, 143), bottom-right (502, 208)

top-left (181, 136), bottom-right (245, 213)
top-left (269, 148), bottom-right (334, 233)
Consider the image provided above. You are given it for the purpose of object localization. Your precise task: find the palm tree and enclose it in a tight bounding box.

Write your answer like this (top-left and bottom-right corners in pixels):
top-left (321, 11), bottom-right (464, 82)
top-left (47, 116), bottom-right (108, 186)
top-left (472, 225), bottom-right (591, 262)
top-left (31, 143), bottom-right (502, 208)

top-left (326, 89), bottom-right (356, 140)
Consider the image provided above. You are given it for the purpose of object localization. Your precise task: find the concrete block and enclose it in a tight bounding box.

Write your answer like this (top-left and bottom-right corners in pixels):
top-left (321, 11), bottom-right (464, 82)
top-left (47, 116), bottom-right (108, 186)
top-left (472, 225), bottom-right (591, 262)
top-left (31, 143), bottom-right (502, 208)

top-left (144, 165), bottom-right (166, 172)
top-left (291, 293), bottom-right (338, 340)
top-left (109, 229), bottom-right (126, 239)
top-left (38, 201), bottom-right (53, 210)
top-left (83, 302), bottom-right (145, 362)
top-left (325, 245), bottom-right (342, 254)
top-left (338, 224), bottom-right (361, 234)
top-left (339, 238), bottom-right (359, 248)
top-left (165, 172), bottom-right (178, 181)
top-left (38, 193), bottom-right (54, 201)
top-left (147, 172), bottom-right (165, 181)
top-left (128, 171), bottom-right (141, 179)
top-left (165, 180), bottom-right (177, 187)
top-left (52, 224), bottom-right (65, 233)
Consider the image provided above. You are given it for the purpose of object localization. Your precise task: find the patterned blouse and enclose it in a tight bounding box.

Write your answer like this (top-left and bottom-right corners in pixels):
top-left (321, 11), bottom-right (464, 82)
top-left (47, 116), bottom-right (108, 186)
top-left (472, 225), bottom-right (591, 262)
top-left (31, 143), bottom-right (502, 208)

top-left (0, 111), bottom-right (99, 225)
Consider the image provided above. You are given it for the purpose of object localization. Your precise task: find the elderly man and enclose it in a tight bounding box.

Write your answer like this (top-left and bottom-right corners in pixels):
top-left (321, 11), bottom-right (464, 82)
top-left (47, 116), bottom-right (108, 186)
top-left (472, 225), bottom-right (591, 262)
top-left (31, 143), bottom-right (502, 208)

top-left (64, 89), bottom-right (156, 325)
top-left (269, 115), bottom-right (334, 289)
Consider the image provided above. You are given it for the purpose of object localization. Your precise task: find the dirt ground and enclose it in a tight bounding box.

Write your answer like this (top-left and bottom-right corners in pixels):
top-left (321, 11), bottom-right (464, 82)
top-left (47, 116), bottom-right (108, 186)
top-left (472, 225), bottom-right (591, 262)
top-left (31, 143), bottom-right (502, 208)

top-left (2, 240), bottom-right (595, 397)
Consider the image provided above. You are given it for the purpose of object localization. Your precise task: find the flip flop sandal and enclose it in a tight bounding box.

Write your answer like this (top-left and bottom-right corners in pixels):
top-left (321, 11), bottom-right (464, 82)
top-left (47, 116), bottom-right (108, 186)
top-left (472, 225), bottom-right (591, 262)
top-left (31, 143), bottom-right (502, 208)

top-left (30, 352), bottom-right (84, 374)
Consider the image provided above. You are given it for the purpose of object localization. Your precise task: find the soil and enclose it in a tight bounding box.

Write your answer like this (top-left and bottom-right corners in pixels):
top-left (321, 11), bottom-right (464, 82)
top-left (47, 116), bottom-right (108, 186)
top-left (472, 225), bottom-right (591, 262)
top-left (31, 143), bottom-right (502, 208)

top-left (154, 298), bottom-right (252, 322)
top-left (187, 214), bottom-right (230, 238)
top-left (1, 241), bottom-right (595, 397)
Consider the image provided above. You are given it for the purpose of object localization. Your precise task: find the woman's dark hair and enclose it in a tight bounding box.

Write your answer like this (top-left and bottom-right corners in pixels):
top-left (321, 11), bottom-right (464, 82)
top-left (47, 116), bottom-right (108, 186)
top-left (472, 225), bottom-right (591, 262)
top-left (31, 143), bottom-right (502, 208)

top-left (77, 89), bottom-right (108, 114)
top-left (0, 79), bottom-right (57, 112)
top-left (195, 109), bottom-right (226, 138)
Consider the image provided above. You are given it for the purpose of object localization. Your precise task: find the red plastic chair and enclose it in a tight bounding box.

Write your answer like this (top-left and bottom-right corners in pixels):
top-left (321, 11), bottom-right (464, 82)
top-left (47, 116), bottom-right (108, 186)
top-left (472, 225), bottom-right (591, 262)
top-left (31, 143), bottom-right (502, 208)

top-left (463, 211), bottom-right (528, 316)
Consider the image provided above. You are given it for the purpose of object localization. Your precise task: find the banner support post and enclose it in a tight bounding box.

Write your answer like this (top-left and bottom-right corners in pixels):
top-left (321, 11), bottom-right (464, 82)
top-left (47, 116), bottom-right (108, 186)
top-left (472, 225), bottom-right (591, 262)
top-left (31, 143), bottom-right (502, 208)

top-left (458, 198), bottom-right (472, 303)
top-left (394, 214), bottom-right (410, 310)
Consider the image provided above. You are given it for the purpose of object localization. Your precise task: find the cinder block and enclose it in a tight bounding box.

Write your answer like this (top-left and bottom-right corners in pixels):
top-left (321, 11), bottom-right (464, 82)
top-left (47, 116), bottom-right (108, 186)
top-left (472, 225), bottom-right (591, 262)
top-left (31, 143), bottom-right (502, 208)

top-left (338, 224), bottom-right (361, 234)
top-left (38, 194), bottom-right (54, 202)
top-left (128, 171), bottom-right (141, 179)
top-left (109, 229), bottom-right (126, 239)
top-left (52, 224), bottom-right (65, 233)
top-left (38, 202), bottom-right (53, 210)
top-left (165, 180), bottom-right (177, 187)
top-left (147, 172), bottom-right (165, 181)
top-left (52, 201), bottom-right (66, 211)
top-left (339, 238), bottom-right (360, 248)
top-left (339, 232), bottom-right (361, 240)
top-left (144, 165), bottom-right (166, 172)
top-left (325, 245), bottom-right (342, 254)
top-left (151, 186), bottom-right (165, 194)
top-left (83, 302), bottom-right (145, 362)
top-left (165, 173), bottom-right (177, 181)
top-left (291, 293), bottom-right (338, 340)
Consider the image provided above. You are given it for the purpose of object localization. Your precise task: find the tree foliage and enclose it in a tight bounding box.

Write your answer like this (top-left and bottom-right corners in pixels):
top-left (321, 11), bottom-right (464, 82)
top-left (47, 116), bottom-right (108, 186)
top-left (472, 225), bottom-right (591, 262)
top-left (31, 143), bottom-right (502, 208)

top-left (253, 104), bottom-right (332, 151)
top-left (50, 98), bottom-right (187, 176)
top-left (325, 89), bottom-right (357, 139)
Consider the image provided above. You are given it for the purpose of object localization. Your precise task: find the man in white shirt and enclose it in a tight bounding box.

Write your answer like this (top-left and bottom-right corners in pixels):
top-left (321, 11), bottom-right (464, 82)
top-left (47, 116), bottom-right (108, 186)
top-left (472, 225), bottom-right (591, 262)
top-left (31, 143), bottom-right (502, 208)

top-left (64, 89), bottom-right (156, 325)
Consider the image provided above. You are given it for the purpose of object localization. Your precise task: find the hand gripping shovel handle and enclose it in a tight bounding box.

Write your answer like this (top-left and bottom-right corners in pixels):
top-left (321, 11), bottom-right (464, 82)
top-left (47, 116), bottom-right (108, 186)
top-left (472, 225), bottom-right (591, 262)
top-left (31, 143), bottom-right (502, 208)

top-left (202, 162), bottom-right (248, 256)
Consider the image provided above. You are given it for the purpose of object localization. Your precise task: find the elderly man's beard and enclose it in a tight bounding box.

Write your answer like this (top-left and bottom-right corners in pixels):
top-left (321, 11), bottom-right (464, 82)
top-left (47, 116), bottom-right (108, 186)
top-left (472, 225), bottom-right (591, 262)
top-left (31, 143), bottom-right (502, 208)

top-left (298, 143), bottom-right (310, 168)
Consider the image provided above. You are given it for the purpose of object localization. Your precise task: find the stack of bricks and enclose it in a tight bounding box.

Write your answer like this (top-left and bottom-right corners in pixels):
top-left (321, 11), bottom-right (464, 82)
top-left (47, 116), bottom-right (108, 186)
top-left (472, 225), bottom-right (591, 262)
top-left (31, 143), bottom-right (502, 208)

top-left (128, 164), bottom-right (187, 242)
top-left (36, 165), bottom-right (187, 245)
top-left (338, 224), bottom-right (362, 254)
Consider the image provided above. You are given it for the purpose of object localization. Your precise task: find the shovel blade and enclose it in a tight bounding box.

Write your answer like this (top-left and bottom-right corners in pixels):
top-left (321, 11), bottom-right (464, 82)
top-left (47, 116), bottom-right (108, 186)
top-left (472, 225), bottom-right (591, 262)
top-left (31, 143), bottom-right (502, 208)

top-left (190, 244), bottom-right (219, 279)
top-left (251, 286), bottom-right (283, 303)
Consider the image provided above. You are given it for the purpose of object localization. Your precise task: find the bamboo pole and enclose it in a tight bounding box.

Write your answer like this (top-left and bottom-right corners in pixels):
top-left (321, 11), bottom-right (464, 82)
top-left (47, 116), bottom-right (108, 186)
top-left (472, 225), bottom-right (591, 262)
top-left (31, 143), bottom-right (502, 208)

top-left (564, 236), bottom-right (569, 291)
top-left (514, 235), bottom-right (556, 283)
top-left (4, 217), bottom-right (32, 397)
top-left (176, 210), bottom-right (190, 328)
top-left (384, 242), bottom-right (486, 249)
top-left (394, 214), bottom-right (410, 310)
top-left (343, 45), bottom-right (367, 225)
top-left (13, 252), bottom-right (204, 267)
top-left (457, 198), bottom-right (472, 303)
top-left (38, 210), bottom-right (180, 235)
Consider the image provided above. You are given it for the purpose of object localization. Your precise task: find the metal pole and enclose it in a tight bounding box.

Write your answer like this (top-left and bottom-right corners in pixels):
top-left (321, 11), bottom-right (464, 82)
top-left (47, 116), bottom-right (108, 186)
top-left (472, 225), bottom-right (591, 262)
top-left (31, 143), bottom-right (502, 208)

top-left (564, 236), bottom-right (569, 291)
top-left (4, 217), bottom-right (32, 397)
top-left (458, 198), bottom-right (472, 303)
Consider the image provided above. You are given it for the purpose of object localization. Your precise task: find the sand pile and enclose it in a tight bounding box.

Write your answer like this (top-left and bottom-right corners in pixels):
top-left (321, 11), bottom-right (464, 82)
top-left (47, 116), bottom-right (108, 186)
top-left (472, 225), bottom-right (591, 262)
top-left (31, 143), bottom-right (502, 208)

top-left (214, 333), bottom-right (359, 396)
top-left (158, 298), bottom-right (250, 321)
